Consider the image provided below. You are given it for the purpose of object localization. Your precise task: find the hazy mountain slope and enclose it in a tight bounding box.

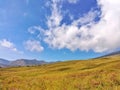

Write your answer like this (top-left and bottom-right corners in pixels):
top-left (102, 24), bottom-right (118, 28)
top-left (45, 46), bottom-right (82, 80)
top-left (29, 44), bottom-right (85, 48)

top-left (0, 58), bottom-right (10, 67)
top-left (10, 59), bottom-right (46, 66)
top-left (0, 55), bottom-right (120, 90)
top-left (0, 58), bottom-right (46, 67)
top-left (104, 51), bottom-right (120, 56)
top-left (102, 51), bottom-right (120, 57)
top-left (0, 63), bottom-right (9, 68)
top-left (0, 58), bottom-right (10, 65)
top-left (95, 50), bottom-right (120, 59)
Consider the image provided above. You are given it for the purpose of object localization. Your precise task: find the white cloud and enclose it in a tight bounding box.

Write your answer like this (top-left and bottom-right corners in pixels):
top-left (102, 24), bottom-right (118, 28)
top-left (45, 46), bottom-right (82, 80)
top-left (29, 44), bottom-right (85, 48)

top-left (72, 9), bottom-right (100, 26)
top-left (25, 40), bottom-right (44, 52)
top-left (28, 26), bottom-right (44, 34)
top-left (28, 26), bottom-right (40, 34)
top-left (67, 0), bottom-right (78, 4)
top-left (0, 39), bottom-right (18, 52)
top-left (47, 0), bottom-right (63, 28)
top-left (30, 0), bottom-right (120, 53)
top-left (46, 0), bottom-right (78, 28)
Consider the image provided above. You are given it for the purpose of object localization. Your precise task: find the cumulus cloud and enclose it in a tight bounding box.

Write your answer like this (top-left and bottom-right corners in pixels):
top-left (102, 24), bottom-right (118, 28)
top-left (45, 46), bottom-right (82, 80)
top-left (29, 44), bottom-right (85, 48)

top-left (0, 39), bottom-right (27, 60)
top-left (0, 39), bottom-right (18, 52)
top-left (30, 0), bottom-right (120, 53)
top-left (24, 40), bottom-right (44, 52)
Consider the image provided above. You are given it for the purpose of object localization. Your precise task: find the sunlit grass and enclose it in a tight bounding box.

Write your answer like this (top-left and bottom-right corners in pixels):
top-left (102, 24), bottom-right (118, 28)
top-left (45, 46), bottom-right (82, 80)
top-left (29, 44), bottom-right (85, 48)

top-left (0, 55), bottom-right (120, 90)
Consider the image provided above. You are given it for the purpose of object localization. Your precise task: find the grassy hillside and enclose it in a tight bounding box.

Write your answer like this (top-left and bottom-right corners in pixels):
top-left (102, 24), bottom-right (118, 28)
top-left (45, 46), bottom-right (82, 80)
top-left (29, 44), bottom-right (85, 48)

top-left (0, 55), bottom-right (120, 90)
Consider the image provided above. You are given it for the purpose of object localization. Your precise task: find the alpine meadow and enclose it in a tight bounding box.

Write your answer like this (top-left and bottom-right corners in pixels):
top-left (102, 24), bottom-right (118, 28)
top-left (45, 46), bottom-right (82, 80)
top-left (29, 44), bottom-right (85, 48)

top-left (0, 0), bottom-right (120, 90)
top-left (0, 54), bottom-right (120, 90)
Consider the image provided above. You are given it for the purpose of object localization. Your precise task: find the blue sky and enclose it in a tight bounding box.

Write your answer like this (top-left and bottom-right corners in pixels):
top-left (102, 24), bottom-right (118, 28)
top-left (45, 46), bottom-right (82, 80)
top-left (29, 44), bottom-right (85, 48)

top-left (0, 0), bottom-right (120, 61)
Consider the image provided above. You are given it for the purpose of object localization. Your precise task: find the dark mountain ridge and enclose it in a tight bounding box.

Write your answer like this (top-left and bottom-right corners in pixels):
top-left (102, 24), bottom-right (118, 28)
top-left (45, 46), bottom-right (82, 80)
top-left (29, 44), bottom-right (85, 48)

top-left (104, 51), bottom-right (120, 57)
top-left (96, 51), bottom-right (120, 59)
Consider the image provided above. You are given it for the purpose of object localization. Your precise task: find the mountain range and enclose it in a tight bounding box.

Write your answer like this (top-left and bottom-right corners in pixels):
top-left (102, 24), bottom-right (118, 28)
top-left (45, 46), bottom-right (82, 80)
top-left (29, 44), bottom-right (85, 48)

top-left (0, 50), bottom-right (120, 68)
top-left (0, 59), bottom-right (47, 68)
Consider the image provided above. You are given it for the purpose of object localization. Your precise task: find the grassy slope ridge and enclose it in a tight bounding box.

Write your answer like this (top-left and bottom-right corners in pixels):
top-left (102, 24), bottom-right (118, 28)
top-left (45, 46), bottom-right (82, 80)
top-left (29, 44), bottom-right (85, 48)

top-left (0, 55), bottom-right (120, 90)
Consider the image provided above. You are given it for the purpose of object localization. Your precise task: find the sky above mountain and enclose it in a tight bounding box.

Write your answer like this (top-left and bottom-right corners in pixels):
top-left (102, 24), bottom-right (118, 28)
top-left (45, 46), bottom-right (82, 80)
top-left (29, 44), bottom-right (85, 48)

top-left (0, 0), bottom-right (120, 61)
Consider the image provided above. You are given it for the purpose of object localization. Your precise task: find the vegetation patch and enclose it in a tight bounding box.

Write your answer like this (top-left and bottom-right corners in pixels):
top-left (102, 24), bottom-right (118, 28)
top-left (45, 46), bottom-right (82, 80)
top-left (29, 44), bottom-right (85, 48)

top-left (0, 55), bottom-right (120, 90)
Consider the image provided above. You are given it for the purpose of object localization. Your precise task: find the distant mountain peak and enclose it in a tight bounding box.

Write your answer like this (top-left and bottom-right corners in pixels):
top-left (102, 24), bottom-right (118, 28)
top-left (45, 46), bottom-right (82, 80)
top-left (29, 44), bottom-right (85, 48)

top-left (0, 58), bottom-right (47, 67)
top-left (10, 59), bottom-right (46, 66)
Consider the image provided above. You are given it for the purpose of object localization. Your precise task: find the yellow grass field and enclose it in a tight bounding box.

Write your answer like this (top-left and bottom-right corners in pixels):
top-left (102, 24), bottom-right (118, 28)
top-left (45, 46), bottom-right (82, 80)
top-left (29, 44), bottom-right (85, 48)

top-left (0, 55), bottom-right (120, 90)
